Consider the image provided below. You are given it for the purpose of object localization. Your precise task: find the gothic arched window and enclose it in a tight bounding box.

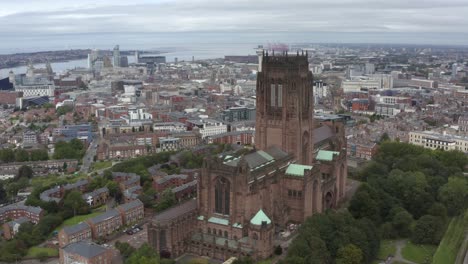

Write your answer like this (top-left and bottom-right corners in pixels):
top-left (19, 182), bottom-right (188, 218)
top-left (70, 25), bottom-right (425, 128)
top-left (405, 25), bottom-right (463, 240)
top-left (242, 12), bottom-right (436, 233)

top-left (214, 177), bottom-right (230, 215)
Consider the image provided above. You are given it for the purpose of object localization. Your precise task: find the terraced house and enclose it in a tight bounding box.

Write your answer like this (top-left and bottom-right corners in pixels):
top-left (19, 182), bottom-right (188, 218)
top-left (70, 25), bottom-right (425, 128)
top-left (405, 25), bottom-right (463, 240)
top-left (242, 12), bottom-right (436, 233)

top-left (86, 209), bottom-right (122, 239)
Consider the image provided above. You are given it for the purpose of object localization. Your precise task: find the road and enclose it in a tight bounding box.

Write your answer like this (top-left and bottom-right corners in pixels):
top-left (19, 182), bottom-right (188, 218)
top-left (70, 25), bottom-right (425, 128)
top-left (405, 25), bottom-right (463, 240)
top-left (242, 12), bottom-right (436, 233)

top-left (80, 133), bottom-right (99, 173)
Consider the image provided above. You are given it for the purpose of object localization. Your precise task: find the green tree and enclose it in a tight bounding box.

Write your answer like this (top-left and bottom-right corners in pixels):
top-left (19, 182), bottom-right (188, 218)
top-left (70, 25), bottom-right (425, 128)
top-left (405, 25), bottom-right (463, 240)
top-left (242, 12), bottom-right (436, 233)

top-left (427, 202), bottom-right (447, 220)
top-left (15, 148), bottom-right (29, 162)
top-left (0, 182), bottom-right (7, 203)
top-left (115, 241), bottom-right (135, 259)
top-left (336, 244), bottom-right (363, 264)
top-left (16, 165), bottom-right (33, 179)
top-left (392, 210), bottom-right (413, 237)
top-left (34, 214), bottom-right (63, 237)
top-left (53, 139), bottom-right (85, 160)
top-left (125, 243), bottom-right (160, 264)
top-left (63, 190), bottom-right (89, 216)
top-left (30, 149), bottom-right (49, 161)
top-left (379, 132), bottom-right (390, 144)
top-left (106, 181), bottom-right (121, 197)
top-left (88, 176), bottom-right (108, 190)
top-left (438, 177), bottom-right (468, 216)
top-left (56, 105), bottom-right (73, 116)
top-left (349, 184), bottom-right (381, 224)
top-left (155, 189), bottom-right (176, 212)
top-left (412, 215), bottom-right (444, 245)
top-left (0, 148), bottom-right (15, 162)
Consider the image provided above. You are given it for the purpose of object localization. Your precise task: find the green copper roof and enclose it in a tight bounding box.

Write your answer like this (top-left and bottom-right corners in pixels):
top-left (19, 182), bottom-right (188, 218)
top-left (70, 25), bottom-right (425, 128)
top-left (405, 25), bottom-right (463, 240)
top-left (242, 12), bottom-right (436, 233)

top-left (285, 164), bottom-right (313, 177)
top-left (208, 217), bottom-right (229, 226)
top-left (197, 215), bottom-right (204, 221)
top-left (257, 150), bottom-right (274, 161)
top-left (250, 209), bottom-right (271, 226)
top-left (316, 150), bottom-right (339, 161)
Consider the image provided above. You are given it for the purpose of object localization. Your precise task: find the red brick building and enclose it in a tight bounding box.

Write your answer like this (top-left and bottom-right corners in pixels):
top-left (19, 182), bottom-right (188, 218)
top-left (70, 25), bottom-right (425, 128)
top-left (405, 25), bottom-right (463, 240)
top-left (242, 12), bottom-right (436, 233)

top-left (351, 99), bottom-right (370, 111)
top-left (153, 174), bottom-right (192, 192)
top-left (58, 222), bottom-right (92, 247)
top-left (0, 205), bottom-right (44, 224)
top-left (117, 199), bottom-right (144, 225)
top-left (209, 131), bottom-right (254, 145)
top-left (59, 241), bottom-right (113, 264)
top-left (86, 209), bottom-right (122, 239)
top-left (0, 91), bottom-right (22, 105)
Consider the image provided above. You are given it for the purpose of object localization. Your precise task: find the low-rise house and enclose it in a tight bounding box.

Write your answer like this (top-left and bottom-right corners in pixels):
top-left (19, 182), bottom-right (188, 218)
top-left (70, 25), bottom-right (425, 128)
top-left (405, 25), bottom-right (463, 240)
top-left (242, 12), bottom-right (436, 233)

top-left (2, 217), bottom-right (29, 240)
top-left (172, 180), bottom-right (197, 201)
top-left (117, 199), bottom-right (144, 225)
top-left (40, 179), bottom-right (89, 203)
top-left (59, 241), bottom-right (113, 264)
top-left (123, 185), bottom-right (142, 203)
top-left (58, 222), bottom-right (92, 247)
top-left (0, 204), bottom-right (44, 224)
top-left (86, 209), bottom-right (122, 239)
top-left (0, 159), bottom-right (79, 176)
top-left (82, 187), bottom-right (109, 207)
top-left (153, 174), bottom-right (190, 192)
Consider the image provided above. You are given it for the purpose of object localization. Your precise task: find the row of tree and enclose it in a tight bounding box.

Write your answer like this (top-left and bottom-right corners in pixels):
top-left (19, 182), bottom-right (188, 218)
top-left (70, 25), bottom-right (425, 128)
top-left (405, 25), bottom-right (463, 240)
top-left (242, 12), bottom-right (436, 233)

top-left (53, 138), bottom-right (86, 160)
top-left (349, 142), bottom-right (468, 255)
top-left (0, 148), bottom-right (48, 163)
top-left (278, 212), bottom-right (379, 264)
top-left (279, 142), bottom-right (468, 263)
top-left (115, 242), bottom-right (175, 264)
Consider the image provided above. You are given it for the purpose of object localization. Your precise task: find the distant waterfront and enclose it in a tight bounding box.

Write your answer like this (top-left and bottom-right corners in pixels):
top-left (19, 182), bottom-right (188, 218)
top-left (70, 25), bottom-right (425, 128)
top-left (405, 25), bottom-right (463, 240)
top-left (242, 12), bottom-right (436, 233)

top-left (0, 42), bottom-right (258, 79)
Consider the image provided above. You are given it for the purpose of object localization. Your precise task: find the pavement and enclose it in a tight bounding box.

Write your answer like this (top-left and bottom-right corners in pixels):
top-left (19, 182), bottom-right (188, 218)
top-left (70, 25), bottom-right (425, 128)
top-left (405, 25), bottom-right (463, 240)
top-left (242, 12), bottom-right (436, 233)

top-left (108, 223), bottom-right (148, 249)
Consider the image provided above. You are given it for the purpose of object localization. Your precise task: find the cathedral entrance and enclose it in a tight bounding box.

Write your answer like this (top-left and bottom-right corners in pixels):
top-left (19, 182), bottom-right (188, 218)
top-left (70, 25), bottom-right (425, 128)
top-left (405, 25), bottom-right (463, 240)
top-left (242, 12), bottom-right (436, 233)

top-left (312, 181), bottom-right (318, 213)
top-left (324, 191), bottom-right (334, 209)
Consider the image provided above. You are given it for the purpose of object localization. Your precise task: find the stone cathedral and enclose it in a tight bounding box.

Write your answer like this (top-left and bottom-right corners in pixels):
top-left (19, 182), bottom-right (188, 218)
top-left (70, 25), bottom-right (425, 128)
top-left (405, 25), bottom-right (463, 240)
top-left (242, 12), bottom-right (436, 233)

top-left (148, 52), bottom-right (347, 261)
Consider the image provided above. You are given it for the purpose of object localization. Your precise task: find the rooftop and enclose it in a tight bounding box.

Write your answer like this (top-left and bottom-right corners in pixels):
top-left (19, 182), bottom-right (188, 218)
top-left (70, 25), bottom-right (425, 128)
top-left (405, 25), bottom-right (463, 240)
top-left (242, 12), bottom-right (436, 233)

top-left (117, 199), bottom-right (143, 213)
top-left (316, 150), bottom-right (340, 161)
top-left (62, 241), bottom-right (108, 259)
top-left (87, 209), bottom-right (120, 225)
top-left (62, 222), bottom-right (90, 235)
top-left (285, 164), bottom-right (313, 177)
top-left (250, 209), bottom-right (272, 226)
top-left (208, 216), bottom-right (229, 226)
top-left (153, 199), bottom-right (197, 223)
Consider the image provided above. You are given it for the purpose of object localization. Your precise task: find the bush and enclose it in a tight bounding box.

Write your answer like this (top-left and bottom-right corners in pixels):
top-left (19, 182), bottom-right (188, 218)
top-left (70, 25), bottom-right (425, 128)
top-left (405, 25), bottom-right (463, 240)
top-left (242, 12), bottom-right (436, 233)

top-left (37, 252), bottom-right (48, 262)
top-left (274, 245), bottom-right (283, 255)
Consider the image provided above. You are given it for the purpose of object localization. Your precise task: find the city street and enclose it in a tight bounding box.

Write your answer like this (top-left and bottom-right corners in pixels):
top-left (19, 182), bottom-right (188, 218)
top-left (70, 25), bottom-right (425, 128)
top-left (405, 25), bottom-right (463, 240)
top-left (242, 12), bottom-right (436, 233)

top-left (109, 223), bottom-right (148, 249)
top-left (80, 133), bottom-right (99, 173)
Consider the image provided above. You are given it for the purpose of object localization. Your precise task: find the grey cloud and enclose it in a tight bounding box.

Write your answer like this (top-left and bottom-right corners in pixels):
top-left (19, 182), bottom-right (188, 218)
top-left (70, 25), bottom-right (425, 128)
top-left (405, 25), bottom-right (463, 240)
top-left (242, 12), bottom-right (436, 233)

top-left (0, 0), bottom-right (468, 36)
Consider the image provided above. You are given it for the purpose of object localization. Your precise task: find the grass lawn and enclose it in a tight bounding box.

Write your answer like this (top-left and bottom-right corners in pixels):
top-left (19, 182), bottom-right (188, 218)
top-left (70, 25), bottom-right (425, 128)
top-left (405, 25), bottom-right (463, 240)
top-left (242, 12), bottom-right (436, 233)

top-left (92, 161), bottom-right (112, 171)
top-left (31, 173), bottom-right (88, 189)
top-left (401, 241), bottom-right (437, 263)
top-left (54, 211), bottom-right (102, 231)
top-left (432, 212), bottom-right (468, 264)
top-left (26, 247), bottom-right (58, 258)
top-left (377, 240), bottom-right (397, 260)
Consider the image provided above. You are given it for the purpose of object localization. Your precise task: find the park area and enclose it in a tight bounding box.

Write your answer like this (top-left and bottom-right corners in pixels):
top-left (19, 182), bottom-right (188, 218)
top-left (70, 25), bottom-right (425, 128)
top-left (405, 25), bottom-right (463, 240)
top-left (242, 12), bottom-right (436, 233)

top-left (53, 206), bottom-right (106, 232)
top-left (91, 160), bottom-right (112, 171)
top-left (26, 247), bottom-right (58, 258)
top-left (372, 240), bottom-right (436, 264)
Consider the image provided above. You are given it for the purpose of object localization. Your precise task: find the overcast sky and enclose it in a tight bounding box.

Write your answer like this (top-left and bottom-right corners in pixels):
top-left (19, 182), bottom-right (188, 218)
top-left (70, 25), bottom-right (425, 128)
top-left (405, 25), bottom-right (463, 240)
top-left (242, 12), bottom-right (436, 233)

top-left (0, 0), bottom-right (468, 48)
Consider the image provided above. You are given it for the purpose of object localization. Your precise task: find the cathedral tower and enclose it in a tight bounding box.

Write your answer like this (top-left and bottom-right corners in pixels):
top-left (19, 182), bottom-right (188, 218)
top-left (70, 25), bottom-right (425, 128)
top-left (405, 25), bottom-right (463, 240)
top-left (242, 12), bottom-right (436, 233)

top-left (255, 52), bottom-right (315, 165)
